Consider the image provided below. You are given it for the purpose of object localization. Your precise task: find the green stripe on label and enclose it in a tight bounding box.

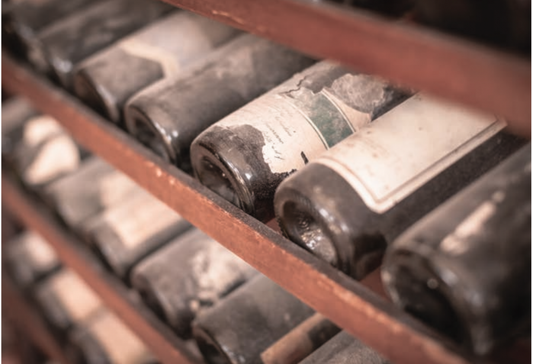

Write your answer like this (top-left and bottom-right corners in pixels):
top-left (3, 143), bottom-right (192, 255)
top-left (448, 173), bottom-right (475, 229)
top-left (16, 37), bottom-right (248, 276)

top-left (288, 89), bottom-right (354, 148)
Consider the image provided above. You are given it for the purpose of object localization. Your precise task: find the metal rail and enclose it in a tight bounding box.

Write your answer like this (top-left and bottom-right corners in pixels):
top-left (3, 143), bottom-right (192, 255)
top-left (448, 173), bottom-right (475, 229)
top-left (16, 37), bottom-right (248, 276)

top-left (161, 0), bottom-right (531, 137)
top-left (1, 56), bottom-right (497, 364)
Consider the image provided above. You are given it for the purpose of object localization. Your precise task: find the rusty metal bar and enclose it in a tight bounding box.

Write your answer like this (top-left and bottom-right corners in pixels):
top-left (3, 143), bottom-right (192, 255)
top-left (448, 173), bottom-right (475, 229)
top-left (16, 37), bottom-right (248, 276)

top-left (1, 57), bottom-right (488, 364)
top-left (160, 0), bottom-right (531, 137)
top-left (2, 276), bottom-right (71, 364)
top-left (1, 180), bottom-right (202, 364)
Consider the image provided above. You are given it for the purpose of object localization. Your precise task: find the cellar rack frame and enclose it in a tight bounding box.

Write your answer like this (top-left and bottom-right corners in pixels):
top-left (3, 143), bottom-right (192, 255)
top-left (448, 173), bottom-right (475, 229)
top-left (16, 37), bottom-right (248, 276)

top-left (2, 55), bottom-right (530, 364)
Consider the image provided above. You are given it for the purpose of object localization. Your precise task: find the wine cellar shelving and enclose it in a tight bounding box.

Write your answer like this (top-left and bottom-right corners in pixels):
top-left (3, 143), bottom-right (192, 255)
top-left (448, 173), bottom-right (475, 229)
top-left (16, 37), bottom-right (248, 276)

top-left (2, 0), bottom-right (531, 364)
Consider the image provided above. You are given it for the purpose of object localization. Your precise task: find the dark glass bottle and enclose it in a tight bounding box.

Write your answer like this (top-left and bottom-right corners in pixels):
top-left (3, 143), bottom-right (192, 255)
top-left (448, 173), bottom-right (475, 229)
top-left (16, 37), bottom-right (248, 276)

top-left (67, 309), bottom-right (156, 364)
top-left (131, 229), bottom-right (257, 338)
top-left (34, 269), bottom-right (103, 333)
top-left (73, 11), bottom-right (240, 124)
top-left (382, 144), bottom-right (531, 355)
top-left (274, 93), bottom-right (525, 279)
top-left (260, 313), bottom-right (340, 364)
top-left (3, 0), bottom-right (95, 58)
top-left (28, 0), bottom-right (172, 88)
top-left (191, 61), bottom-right (411, 221)
top-left (413, 0), bottom-right (530, 54)
top-left (4, 231), bottom-right (60, 288)
top-left (300, 331), bottom-right (389, 364)
top-left (192, 275), bottom-right (315, 364)
top-left (43, 156), bottom-right (140, 229)
top-left (81, 188), bottom-right (192, 280)
top-left (124, 34), bottom-right (315, 171)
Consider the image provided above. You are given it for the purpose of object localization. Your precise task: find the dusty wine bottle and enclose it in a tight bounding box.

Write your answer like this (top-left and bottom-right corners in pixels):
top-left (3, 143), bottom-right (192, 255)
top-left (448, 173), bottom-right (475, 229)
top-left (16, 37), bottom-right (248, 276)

top-left (260, 313), bottom-right (340, 364)
top-left (192, 275), bottom-right (315, 364)
top-left (11, 114), bottom-right (82, 188)
top-left (382, 144), bottom-right (531, 355)
top-left (2, 97), bottom-right (38, 158)
top-left (190, 61), bottom-right (411, 221)
top-left (34, 269), bottom-right (103, 333)
top-left (274, 93), bottom-right (525, 279)
top-left (131, 228), bottom-right (257, 338)
top-left (67, 309), bottom-right (156, 364)
top-left (4, 231), bottom-right (60, 288)
top-left (413, 0), bottom-right (530, 54)
top-left (124, 34), bottom-right (315, 171)
top-left (3, 0), bottom-right (95, 59)
top-left (43, 156), bottom-right (141, 229)
top-left (81, 188), bottom-right (192, 279)
top-left (73, 11), bottom-right (240, 124)
top-left (300, 331), bottom-right (389, 364)
top-left (28, 0), bottom-right (173, 88)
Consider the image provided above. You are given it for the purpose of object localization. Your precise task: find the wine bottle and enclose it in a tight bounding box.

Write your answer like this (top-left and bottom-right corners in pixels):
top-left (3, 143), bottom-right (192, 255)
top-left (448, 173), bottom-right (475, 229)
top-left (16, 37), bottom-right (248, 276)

top-left (382, 144), bottom-right (531, 355)
top-left (29, 0), bottom-right (173, 88)
top-left (192, 275), bottom-right (315, 364)
top-left (67, 309), bottom-right (156, 364)
top-left (73, 11), bottom-right (240, 124)
top-left (413, 0), bottom-right (530, 54)
top-left (81, 188), bottom-right (192, 280)
top-left (190, 61), bottom-right (411, 221)
top-left (124, 34), bottom-right (315, 171)
top-left (274, 93), bottom-right (525, 279)
top-left (3, 0), bottom-right (95, 59)
top-left (4, 231), bottom-right (60, 288)
top-left (11, 114), bottom-right (82, 187)
top-left (300, 331), bottom-right (388, 364)
top-left (43, 156), bottom-right (140, 229)
top-left (131, 228), bottom-right (257, 338)
top-left (34, 269), bottom-right (103, 333)
top-left (2, 97), bottom-right (38, 157)
top-left (260, 313), bottom-right (341, 364)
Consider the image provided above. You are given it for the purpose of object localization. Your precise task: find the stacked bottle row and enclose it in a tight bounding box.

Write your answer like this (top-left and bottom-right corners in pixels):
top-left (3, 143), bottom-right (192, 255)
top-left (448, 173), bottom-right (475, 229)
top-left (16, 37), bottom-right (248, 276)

top-left (2, 104), bottom-right (392, 364)
top-left (3, 0), bottom-right (530, 360)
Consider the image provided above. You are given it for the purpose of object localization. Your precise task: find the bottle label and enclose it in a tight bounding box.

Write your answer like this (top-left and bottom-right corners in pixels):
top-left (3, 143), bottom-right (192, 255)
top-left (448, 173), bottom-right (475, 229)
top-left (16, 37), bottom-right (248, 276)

top-left (315, 94), bottom-right (506, 213)
top-left (96, 191), bottom-right (183, 249)
top-left (215, 72), bottom-right (377, 175)
top-left (90, 312), bottom-right (152, 364)
top-left (97, 170), bottom-right (138, 207)
top-left (119, 38), bottom-right (181, 77)
top-left (22, 232), bottom-right (58, 271)
top-left (49, 270), bottom-right (102, 323)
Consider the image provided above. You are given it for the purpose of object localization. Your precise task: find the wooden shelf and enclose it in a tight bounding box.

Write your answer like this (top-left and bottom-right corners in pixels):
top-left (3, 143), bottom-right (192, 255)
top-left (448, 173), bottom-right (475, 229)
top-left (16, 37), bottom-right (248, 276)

top-left (4, 54), bottom-right (523, 364)
top-left (161, 0), bottom-right (531, 137)
top-left (2, 276), bottom-right (71, 364)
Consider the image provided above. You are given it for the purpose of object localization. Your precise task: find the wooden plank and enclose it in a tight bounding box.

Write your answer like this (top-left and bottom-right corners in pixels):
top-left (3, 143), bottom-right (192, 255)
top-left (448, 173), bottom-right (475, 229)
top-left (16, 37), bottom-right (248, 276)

top-left (161, 0), bottom-right (531, 137)
top-left (1, 58), bottom-right (484, 364)
top-left (1, 181), bottom-right (202, 364)
top-left (2, 276), bottom-right (71, 364)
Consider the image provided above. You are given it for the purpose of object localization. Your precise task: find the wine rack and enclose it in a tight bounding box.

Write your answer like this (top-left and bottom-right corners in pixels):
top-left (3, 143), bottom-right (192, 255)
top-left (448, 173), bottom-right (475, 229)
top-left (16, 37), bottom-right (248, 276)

top-left (2, 1), bottom-right (530, 364)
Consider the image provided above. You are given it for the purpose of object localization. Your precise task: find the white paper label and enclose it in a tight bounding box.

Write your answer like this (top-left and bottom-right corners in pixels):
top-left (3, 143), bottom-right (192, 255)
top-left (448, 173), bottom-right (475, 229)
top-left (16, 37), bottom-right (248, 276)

top-left (22, 231), bottom-right (58, 270)
top-left (50, 270), bottom-right (102, 323)
top-left (316, 94), bottom-right (506, 213)
top-left (22, 115), bottom-right (63, 146)
top-left (98, 190), bottom-right (183, 249)
top-left (97, 170), bottom-right (139, 207)
top-left (90, 312), bottom-right (152, 364)
top-left (23, 134), bottom-right (80, 185)
top-left (119, 38), bottom-right (180, 77)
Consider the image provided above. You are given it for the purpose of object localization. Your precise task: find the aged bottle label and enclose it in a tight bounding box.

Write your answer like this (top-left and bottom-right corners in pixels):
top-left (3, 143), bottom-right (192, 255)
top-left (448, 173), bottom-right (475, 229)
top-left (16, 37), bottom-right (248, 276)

top-left (214, 71), bottom-right (381, 174)
top-left (96, 190), bottom-right (183, 249)
top-left (22, 232), bottom-right (57, 271)
top-left (90, 313), bottom-right (152, 364)
top-left (315, 94), bottom-right (506, 213)
top-left (119, 38), bottom-right (181, 76)
top-left (97, 170), bottom-right (138, 207)
top-left (20, 115), bottom-right (79, 185)
top-left (49, 270), bottom-right (102, 323)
